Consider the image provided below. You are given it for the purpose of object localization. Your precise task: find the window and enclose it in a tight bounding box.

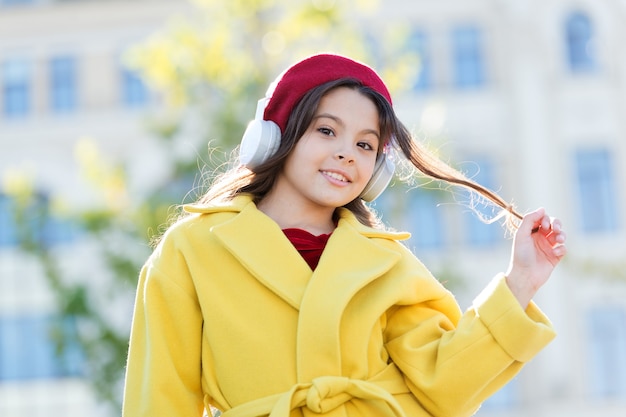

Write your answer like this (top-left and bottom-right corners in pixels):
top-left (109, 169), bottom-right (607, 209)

top-left (0, 314), bottom-right (84, 380)
top-left (461, 157), bottom-right (499, 246)
top-left (121, 67), bottom-right (148, 107)
top-left (407, 189), bottom-right (446, 249)
top-left (407, 30), bottom-right (432, 91)
top-left (587, 306), bottom-right (626, 399)
top-left (0, 192), bottom-right (80, 248)
top-left (575, 148), bottom-right (619, 233)
top-left (33, 193), bottom-right (81, 246)
top-left (451, 25), bottom-right (486, 89)
top-left (565, 11), bottom-right (597, 73)
top-left (0, 193), bottom-right (18, 246)
top-left (50, 55), bottom-right (77, 113)
top-left (2, 58), bottom-right (30, 117)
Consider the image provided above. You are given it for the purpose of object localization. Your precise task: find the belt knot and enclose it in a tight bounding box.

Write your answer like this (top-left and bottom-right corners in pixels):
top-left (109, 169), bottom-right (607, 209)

top-left (221, 364), bottom-right (410, 417)
top-left (306, 376), bottom-right (351, 413)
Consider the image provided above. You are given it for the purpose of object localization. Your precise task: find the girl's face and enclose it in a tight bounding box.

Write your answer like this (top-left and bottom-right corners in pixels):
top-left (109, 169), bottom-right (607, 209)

top-left (274, 87), bottom-right (380, 214)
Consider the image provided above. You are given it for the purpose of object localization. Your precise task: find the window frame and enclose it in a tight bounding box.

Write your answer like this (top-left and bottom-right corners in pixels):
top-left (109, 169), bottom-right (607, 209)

top-left (564, 11), bottom-right (597, 73)
top-left (0, 313), bottom-right (85, 381)
top-left (451, 24), bottom-right (487, 89)
top-left (574, 147), bottom-right (619, 234)
top-left (2, 58), bottom-right (31, 118)
top-left (49, 55), bottom-right (78, 113)
top-left (121, 65), bottom-right (149, 107)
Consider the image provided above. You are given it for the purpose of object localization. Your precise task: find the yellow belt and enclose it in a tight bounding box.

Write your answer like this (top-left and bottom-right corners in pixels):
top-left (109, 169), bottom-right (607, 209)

top-left (222, 366), bottom-right (410, 417)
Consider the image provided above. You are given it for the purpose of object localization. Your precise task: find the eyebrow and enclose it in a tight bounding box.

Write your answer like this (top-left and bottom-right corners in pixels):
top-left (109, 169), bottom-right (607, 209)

top-left (314, 113), bottom-right (381, 139)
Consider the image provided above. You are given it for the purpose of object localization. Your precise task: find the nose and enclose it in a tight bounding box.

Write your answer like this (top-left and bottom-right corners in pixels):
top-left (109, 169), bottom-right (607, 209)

top-left (335, 142), bottom-right (355, 163)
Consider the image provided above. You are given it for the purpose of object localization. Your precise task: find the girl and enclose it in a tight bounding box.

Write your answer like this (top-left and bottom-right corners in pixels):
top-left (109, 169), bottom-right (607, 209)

top-left (123, 54), bottom-right (567, 417)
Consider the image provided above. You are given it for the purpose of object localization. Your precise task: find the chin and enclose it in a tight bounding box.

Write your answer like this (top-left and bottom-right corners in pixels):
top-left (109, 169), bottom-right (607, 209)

top-left (314, 190), bottom-right (362, 208)
top-left (328, 196), bottom-right (361, 208)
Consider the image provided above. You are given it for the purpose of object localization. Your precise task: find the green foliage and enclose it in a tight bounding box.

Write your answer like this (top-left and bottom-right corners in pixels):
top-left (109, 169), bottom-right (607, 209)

top-left (6, 178), bottom-right (149, 409)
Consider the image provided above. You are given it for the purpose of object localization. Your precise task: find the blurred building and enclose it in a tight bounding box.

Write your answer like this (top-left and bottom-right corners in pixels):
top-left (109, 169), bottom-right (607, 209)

top-left (1, 0), bottom-right (625, 416)
top-left (0, 1), bottom-right (193, 416)
top-left (377, 1), bottom-right (626, 416)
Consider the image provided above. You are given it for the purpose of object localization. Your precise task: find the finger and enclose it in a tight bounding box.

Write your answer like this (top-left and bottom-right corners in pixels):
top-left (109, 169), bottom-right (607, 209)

top-left (541, 215), bottom-right (552, 231)
top-left (545, 229), bottom-right (566, 246)
top-left (544, 218), bottom-right (565, 240)
top-left (533, 214), bottom-right (562, 236)
top-left (552, 243), bottom-right (567, 258)
top-left (540, 216), bottom-right (567, 255)
top-left (522, 207), bottom-right (546, 234)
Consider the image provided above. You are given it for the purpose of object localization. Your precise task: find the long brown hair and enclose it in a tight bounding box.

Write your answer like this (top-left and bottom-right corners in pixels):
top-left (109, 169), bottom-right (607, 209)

top-left (193, 78), bottom-right (523, 228)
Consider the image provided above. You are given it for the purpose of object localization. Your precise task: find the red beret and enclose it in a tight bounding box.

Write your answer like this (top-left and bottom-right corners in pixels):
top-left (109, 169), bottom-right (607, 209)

top-left (263, 54), bottom-right (393, 133)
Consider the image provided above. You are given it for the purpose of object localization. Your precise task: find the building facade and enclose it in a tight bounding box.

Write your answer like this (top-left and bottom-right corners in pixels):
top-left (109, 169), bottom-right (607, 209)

top-left (0, 1), bottom-right (193, 416)
top-left (1, 0), bottom-right (625, 416)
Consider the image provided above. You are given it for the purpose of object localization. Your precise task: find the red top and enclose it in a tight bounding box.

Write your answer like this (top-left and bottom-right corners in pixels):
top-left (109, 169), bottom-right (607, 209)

top-left (282, 228), bottom-right (332, 270)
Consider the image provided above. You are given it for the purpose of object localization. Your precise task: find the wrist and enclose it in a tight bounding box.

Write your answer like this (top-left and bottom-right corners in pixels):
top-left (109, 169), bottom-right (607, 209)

top-left (504, 270), bottom-right (537, 310)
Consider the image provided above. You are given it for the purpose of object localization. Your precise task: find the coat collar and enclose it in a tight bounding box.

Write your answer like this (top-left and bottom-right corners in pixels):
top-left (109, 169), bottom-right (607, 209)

top-left (183, 194), bottom-right (410, 241)
top-left (184, 194), bottom-right (410, 311)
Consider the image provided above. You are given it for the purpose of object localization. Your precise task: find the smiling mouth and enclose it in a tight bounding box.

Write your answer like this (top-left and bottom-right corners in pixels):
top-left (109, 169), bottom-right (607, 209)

top-left (321, 170), bottom-right (350, 182)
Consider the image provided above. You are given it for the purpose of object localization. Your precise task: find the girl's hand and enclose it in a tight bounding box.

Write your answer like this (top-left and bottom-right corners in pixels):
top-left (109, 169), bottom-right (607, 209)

top-left (505, 207), bottom-right (567, 309)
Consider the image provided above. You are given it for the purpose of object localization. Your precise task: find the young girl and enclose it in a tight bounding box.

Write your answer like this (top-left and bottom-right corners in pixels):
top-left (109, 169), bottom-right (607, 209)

top-left (123, 53), bottom-right (567, 417)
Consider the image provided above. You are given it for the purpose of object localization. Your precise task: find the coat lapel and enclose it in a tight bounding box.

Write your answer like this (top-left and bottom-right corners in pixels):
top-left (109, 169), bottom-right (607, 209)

top-left (296, 210), bottom-right (409, 382)
top-left (205, 197), bottom-right (313, 310)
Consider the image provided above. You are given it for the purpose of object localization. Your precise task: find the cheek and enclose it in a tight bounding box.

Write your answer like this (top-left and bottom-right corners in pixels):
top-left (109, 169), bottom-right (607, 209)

top-left (358, 161), bottom-right (376, 185)
top-left (282, 138), bottom-right (320, 174)
top-left (361, 158), bottom-right (378, 181)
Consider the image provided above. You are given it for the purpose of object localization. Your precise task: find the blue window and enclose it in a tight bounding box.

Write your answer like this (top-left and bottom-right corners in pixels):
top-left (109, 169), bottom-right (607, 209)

top-left (0, 192), bottom-right (80, 248)
top-left (121, 67), bottom-right (148, 107)
top-left (0, 314), bottom-right (85, 381)
top-left (50, 55), bottom-right (77, 113)
top-left (462, 157), bottom-right (500, 246)
top-left (43, 213), bottom-right (81, 245)
top-left (32, 193), bottom-right (81, 246)
top-left (587, 306), bottom-right (626, 399)
top-left (407, 189), bottom-right (446, 249)
top-left (0, 193), bottom-right (18, 246)
top-left (565, 11), bottom-right (597, 73)
top-left (575, 148), bottom-right (619, 233)
top-left (407, 30), bottom-right (432, 91)
top-left (451, 25), bottom-right (486, 89)
top-left (2, 58), bottom-right (30, 117)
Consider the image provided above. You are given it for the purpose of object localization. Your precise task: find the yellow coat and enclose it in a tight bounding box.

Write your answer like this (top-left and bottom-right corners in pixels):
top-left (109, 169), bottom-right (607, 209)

top-left (122, 195), bottom-right (555, 417)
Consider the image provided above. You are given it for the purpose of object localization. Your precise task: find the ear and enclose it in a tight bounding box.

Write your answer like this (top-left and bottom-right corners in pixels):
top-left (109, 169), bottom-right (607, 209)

top-left (239, 98), bottom-right (281, 168)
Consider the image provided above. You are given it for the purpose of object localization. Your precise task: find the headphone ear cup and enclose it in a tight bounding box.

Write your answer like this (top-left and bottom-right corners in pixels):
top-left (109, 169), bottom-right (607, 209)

top-left (239, 119), bottom-right (281, 168)
top-left (360, 154), bottom-right (395, 202)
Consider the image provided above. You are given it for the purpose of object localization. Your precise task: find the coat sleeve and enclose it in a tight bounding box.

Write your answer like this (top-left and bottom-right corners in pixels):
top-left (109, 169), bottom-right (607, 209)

top-left (384, 270), bottom-right (555, 417)
top-left (122, 235), bottom-right (205, 417)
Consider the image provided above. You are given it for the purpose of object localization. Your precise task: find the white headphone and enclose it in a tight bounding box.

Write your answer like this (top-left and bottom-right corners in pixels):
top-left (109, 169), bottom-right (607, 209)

top-left (239, 98), bottom-right (394, 202)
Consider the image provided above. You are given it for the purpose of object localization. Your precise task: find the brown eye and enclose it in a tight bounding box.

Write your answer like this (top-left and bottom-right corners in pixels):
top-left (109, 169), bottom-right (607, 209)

top-left (357, 142), bottom-right (374, 151)
top-left (317, 127), bottom-right (334, 136)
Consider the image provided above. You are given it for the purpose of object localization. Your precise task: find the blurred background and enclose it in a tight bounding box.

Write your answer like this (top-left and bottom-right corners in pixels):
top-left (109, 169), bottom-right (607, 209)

top-left (1, 0), bottom-right (625, 416)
